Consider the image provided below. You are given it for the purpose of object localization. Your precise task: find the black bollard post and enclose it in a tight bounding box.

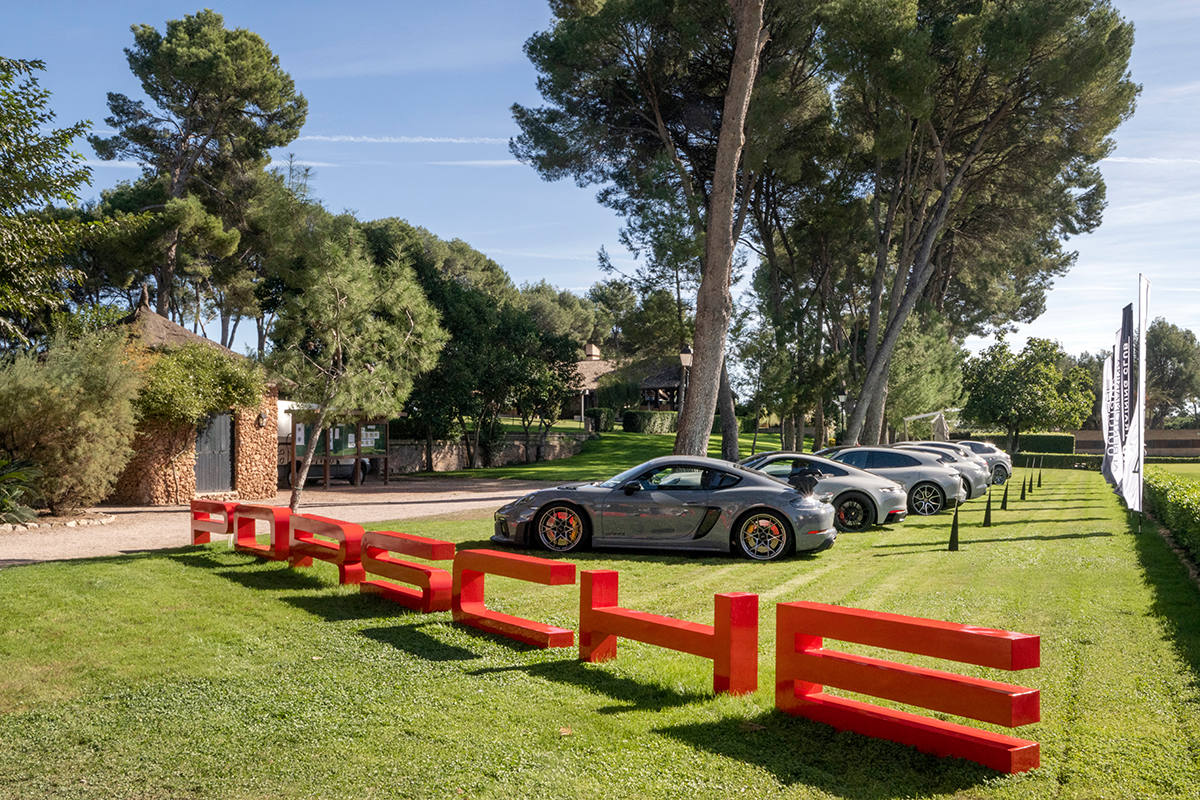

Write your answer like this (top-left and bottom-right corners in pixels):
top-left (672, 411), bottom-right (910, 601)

top-left (1027, 472), bottom-right (1034, 497)
top-left (1037, 457), bottom-right (1043, 488)
top-left (1020, 474), bottom-right (1027, 501)
top-left (1001, 480), bottom-right (1010, 510)
top-left (948, 504), bottom-right (960, 551)
top-left (983, 490), bottom-right (992, 527)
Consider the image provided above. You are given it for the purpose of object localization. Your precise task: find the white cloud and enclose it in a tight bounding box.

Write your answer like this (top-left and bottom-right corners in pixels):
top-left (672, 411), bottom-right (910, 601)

top-left (268, 159), bottom-right (338, 168)
top-left (297, 134), bottom-right (507, 145)
top-left (1104, 156), bottom-right (1200, 166)
top-left (426, 159), bottom-right (520, 167)
top-left (81, 159), bottom-right (141, 169)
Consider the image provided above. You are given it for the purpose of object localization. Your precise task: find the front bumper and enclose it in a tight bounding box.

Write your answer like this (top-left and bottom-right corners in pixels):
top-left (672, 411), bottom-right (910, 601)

top-left (796, 526), bottom-right (837, 553)
top-left (492, 511), bottom-right (534, 548)
top-left (884, 509), bottom-right (907, 524)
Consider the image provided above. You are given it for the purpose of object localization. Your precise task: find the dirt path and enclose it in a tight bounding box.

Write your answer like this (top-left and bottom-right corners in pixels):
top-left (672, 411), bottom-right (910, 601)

top-left (0, 477), bottom-right (559, 568)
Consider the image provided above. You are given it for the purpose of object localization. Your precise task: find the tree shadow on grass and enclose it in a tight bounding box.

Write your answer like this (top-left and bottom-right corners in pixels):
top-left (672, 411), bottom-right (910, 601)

top-left (1132, 515), bottom-right (1200, 691)
top-left (468, 658), bottom-right (708, 713)
top-left (656, 710), bottom-right (994, 799)
top-left (360, 622), bottom-right (479, 662)
top-left (212, 565), bottom-right (327, 591)
top-left (871, 531), bottom-right (1113, 555)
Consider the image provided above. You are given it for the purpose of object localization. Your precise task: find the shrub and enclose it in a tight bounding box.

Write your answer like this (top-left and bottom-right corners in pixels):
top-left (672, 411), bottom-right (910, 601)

top-left (709, 415), bottom-right (758, 434)
top-left (1012, 452), bottom-right (1101, 469)
top-left (963, 431), bottom-right (1075, 453)
top-left (0, 458), bottom-right (38, 523)
top-left (136, 343), bottom-right (263, 425)
top-left (0, 332), bottom-right (141, 513)
top-left (1145, 470), bottom-right (1200, 563)
top-left (596, 377), bottom-right (641, 413)
top-left (585, 407), bottom-right (616, 432)
top-left (622, 410), bottom-right (677, 434)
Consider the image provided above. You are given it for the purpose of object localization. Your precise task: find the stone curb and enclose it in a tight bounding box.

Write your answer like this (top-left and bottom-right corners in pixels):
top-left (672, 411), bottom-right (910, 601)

top-left (0, 514), bottom-right (118, 533)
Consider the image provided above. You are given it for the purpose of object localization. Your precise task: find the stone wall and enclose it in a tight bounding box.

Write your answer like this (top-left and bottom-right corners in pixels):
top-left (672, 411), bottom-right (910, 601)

top-left (233, 385), bottom-right (278, 500)
top-left (110, 419), bottom-right (197, 505)
top-left (387, 433), bottom-right (588, 474)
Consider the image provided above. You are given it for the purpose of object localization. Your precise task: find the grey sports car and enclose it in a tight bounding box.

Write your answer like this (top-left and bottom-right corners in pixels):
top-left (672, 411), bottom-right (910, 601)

top-left (958, 440), bottom-right (1013, 484)
top-left (738, 451), bottom-right (908, 533)
top-left (491, 455), bottom-right (837, 561)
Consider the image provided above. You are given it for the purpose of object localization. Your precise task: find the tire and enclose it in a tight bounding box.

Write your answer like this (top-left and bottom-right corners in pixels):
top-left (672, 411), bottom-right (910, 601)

top-left (534, 504), bottom-right (590, 553)
top-left (834, 492), bottom-right (875, 533)
top-left (734, 509), bottom-right (794, 561)
top-left (908, 482), bottom-right (945, 516)
top-left (991, 465), bottom-right (1009, 485)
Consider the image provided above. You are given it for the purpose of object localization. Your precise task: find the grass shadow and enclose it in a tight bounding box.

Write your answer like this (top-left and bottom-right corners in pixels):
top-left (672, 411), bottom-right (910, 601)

top-left (360, 623), bottom-right (479, 662)
top-left (280, 592), bottom-right (392, 622)
top-left (1131, 515), bottom-right (1200, 691)
top-left (213, 566), bottom-right (327, 591)
top-left (656, 710), bottom-right (994, 799)
top-left (872, 531), bottom-right (1113, 550)
top-left (469, 658), bottom-right (708, 713)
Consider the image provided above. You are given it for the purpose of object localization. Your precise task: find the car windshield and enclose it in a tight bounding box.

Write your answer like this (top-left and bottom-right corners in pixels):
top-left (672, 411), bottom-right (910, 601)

top-left (598, 464), bottom-right (650, 488)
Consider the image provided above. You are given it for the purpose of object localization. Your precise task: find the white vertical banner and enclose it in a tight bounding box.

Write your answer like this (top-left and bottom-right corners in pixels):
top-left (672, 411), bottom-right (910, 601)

top-left (1101, 350), bottom-right (1116, 485)
top-left (1128, 275), bottom-right (1149, 512)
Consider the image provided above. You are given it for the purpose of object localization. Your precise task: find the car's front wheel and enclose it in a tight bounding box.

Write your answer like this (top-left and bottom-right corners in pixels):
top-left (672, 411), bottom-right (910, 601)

top-left (534, 504), bottom-right (590, 553)
top-left (908, 482), bottom-right (946, 516)
top-left (834, 492), bottom-right (875, 533)
top-left (991, 465), bottom-right (1009, 485)
top-left (734, 510), bottom-right (794, 561)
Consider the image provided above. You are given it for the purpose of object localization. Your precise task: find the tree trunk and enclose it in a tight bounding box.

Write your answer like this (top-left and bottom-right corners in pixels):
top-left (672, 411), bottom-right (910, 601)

top-left (781, 414), bottom-right (795, 451)
top-left (718, 360), bottom-right (739, 461)
top-left (812, 403), bottom-right (824, 453)
top-left (798, 415), bottom-right (807, 454)
top-left (674, 0), bottom-right (767, 455)
top-left (426, 429), bottom-right (434, 473)
top-left (289, 406), bottom-right (331, 512)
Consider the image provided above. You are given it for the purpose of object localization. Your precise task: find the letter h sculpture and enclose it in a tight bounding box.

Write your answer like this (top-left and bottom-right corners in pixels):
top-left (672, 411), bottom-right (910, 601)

top-left (579, 570), bottom-right (758, 695)
top-left (775, 601), bottom-right (1041, 773)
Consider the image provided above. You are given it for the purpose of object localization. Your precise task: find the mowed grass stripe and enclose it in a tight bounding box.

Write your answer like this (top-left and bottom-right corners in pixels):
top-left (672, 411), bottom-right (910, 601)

top-left (0, 469), bottom-right (1197, 799)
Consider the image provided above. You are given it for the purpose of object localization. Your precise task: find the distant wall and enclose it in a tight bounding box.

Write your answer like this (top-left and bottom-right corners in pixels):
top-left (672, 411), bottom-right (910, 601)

top-left (1073, 428), bottom-right (1200, 457)
top-left (233, 385), bottom-right (278, 501)
top-left (110, 419), bottom-right (197, 505)
top-left (387, 433), bottom-right (588, 474)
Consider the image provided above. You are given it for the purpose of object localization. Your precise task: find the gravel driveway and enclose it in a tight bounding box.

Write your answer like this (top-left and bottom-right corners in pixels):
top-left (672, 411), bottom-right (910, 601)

top-left (0, 477), bottom-right (558, 568)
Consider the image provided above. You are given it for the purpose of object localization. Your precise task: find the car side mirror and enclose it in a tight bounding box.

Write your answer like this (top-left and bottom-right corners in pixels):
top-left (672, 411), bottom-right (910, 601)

top-left (621, 480), bottom-right (642, 495)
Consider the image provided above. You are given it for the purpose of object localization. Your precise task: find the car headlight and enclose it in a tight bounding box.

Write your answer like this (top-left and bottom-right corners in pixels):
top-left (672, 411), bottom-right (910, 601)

top-left (789, 494), bottom-right (824, 509)
top-left (881, 486), bottom-right (905, 494)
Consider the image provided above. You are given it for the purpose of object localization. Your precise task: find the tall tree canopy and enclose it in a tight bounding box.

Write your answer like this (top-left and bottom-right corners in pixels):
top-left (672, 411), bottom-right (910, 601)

top-left (89, 9), bottom-right (307, 316)
top-left (1146, 318), bottom-right (1200, 428)
top-left (961, 338), bottom-right (1092, 452)
top-left (0, 57), bottom-right (92, 342)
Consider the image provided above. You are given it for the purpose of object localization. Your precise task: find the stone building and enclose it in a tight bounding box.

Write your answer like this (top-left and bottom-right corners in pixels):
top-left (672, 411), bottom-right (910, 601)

top-left (109, 300), bottom-right (278, 505)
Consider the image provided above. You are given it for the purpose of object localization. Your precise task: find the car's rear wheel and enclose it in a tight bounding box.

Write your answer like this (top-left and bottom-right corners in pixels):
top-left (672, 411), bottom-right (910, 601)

top-left (534, 504), bottom-right (590, 553)
top-left (734, 510), bottom-right (794, 561)
top-left (991, 465), bottom-right (1009, 485)
top-left (908, 482), bottom-right (945, 516)
top-left (834, 492), bottom-right (875, 533)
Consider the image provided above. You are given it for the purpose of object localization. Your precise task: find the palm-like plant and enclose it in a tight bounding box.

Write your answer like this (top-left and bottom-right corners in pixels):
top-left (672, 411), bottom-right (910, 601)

top-left (0, 459), bottom-right (39, 523)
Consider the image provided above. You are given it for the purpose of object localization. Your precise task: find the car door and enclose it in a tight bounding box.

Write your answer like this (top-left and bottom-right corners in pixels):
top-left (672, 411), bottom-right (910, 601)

top-left (600, 463), bottom-right (712, 542)
top-left (864, 449), bottom-right (921, 490)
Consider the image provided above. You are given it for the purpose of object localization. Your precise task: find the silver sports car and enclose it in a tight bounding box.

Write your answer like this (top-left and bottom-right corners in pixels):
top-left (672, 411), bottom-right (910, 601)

top-left (738, 451), bottom-right (908, 533)
top-left (894, 443), bottom-right (990, 500)
top-left (816, 446), bottom-right (967, 515)
top-left (958, 440), bottom-right (1013, 484)
top-left (491, 455), bottom-right (837, 561)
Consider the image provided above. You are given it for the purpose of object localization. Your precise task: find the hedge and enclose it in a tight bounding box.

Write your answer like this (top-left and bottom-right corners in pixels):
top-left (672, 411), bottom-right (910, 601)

top-left (1010, 452), bottom-right (1200, 471)
top-left (711, 415), bottom-right (759, 435)
top-left (585, 407), bottom-right (617, 433)
top-left (622, 410), bottom-right (678, 434)
top-left (959, 432), bottom-right (1075, 453)
top-left (1144, 470), bottom-right (1200, 563)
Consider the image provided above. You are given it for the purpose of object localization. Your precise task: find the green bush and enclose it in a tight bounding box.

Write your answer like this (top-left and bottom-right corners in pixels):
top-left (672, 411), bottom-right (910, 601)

top-left (585, 407), bottom-right (616, 432)
top-left (1145, 470), bottom-right (1200, 563)
top-left (0, 332), bottom-right (141, 513)
top-left (136, 343), bottom-right (263, 425)
top-left (709, 415), bottom-right (759, 434)
top-left (622, 410), bottom-right (677, 434)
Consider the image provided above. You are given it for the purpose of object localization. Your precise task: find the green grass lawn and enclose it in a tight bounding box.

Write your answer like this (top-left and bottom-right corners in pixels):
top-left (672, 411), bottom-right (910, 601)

top-left (1, 468), bottom-right (1198, 799)
top-left (435, 430), bottom-right (787, 481)
top-left (1155, 462), bottom-right (1200, 478)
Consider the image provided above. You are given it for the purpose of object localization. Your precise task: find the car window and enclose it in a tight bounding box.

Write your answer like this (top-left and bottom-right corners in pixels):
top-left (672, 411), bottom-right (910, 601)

top-left (867, 450), bottom-right (919, 469)
top-left (758, 459), bottom-right (794, 478)
top-left (640, 465), bottom-right (705, 490)
top-left (836, 450), bottom-right (869, 469)
top-left (705, 470), bottom-right (742, 490)
top-left (805, 460), bottom-right (847, 477)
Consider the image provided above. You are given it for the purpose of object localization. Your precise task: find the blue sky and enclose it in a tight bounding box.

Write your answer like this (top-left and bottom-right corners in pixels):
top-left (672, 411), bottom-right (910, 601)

top-left (5, 0), bottom-right (1198, 356)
